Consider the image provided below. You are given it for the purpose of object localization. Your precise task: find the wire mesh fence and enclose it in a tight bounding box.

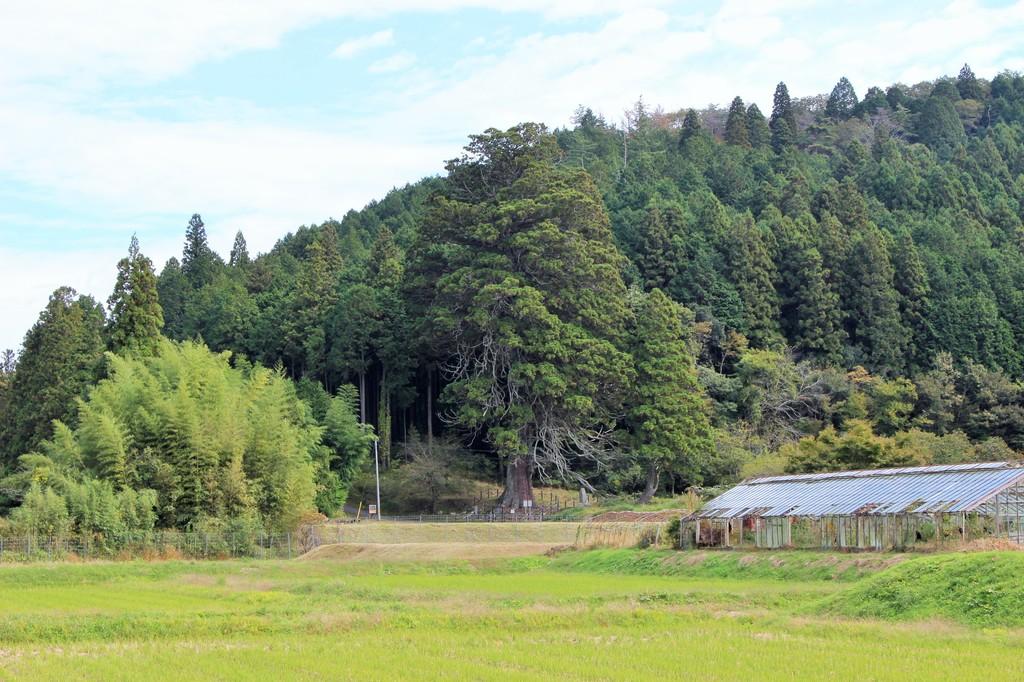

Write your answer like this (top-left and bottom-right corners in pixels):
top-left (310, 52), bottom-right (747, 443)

top-left (0, 518), bottom-right (678, 562)
top-left (372, 511), bottom-right (555, 523)
top-left (0, 530), bottom-right (318, 563)
top-left (314, 521), bottom-right (584, 544)
top-left (574, 522), bottom-right (671, 549)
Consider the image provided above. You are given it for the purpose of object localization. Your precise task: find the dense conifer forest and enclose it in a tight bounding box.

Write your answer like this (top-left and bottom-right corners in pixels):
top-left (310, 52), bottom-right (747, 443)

top-left (4, 65), bottom-right (1024, 529)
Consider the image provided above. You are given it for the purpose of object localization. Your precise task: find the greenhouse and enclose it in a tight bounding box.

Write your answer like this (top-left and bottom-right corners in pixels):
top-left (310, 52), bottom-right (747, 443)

top-left (684, 462), bottom-right (1024, 550)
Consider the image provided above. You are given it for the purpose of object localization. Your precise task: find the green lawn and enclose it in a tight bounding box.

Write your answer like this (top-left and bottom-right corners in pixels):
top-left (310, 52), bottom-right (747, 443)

top-left (0, 551), bottom-right (1020, 680)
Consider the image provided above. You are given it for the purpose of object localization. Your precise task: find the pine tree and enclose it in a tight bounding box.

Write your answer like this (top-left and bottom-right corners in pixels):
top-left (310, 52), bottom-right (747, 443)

top-left (859, 86), bottom-right (889, 114)
top-left (746, 104), bottom-right (770, 148)
top-left (156, 259), bottom-right (190, 341)
top-left (770, 81), bottom-right (797, 151)
top-left (0, 288), bottom-right (105, 463)
top-left (679, 109), bottom-right (702, 146)
top-left (724, 96), bottom-right (750, 147)
top-left (787, 246), bottom-right (845, 362)
top-left (628, 289), bottom-right (713, 502)
top-left (885, 84), bottom-right (908, 109)
top-left (107, 235), bottom-right (164, 356)
top-left (327, 283), bottom-right (378, 423)
top-left (917, 91), bottom-right (967, 158)
top-left (368, 227), bottom-right (403, 290)
top-left (417, 124), bottom-right (633, 509)
top-left (369, 226), bottom-right (413, 467)
top-left (728, 213), bottom-right (781, 348)
top-left (825, 77), bottom-right (858, 119)
top-left (0, 349), bottom-right (14, 376)
top-left (892, 232), bottom-right (932, 371)
top-left (931, 79), bottom-right (961, 102)
top-left (0, 350), bottom-right (15, 442)
top-left (635, 205), bottom-right (678, 291)
top-left (957, 63), bottom-right (984, 100)
top-left (843, 228), bottom-right (906, 373)
top-left (181, 214), bottom-right (219, 288)
top-left (229, 231), bottom-right (250, 268)
top-left (285, 227), bottom-right (342, 379)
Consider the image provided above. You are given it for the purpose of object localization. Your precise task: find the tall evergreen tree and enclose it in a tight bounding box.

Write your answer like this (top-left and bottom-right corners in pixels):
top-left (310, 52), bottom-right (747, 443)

top-left (635, 205), bottom-right (679, 291)
top-left (328, 283), bottom-right (378, 423)
top-left (0, 350), bottom-right (15, 376)
top-left (724, 96), bottom-right (750, 147)
top-left (727, 213), bottom-right (781, 348)
top-left (825, 76), bottom-right (859, 119)
top-left (417, 124), bottom-right (633, 509)
top-left (229, 231), bottom-right (250, 268)
top-left (368, 226), bottom-right (403, 290)
top-left (885, 84), bottom-right (909, 109)
top-left (784, 246), bottom-right (844, 362)
top-left (917, 92), bottom-right (967, 158)
top-left (181, 214), bottom-right (219, 288)
top-left (0, 288), bottom-right (105, 463)
top-left (859, 86), bottom-right (889, 115)
top-left (746, 104), bottom-right (770, 148)
top-left (843, 228), bottom-right (906, 372)
top-left (157, 258), bottom-right (189, 340)
top-left (679, 109), bottom-right (702, 146)
top-left (107, 235), bottom-right (164, 356)
top-left (892, 232), bottom-right (932, 371)
top-left (770, 81), bottom-right (797, 151)
top-left (627, 289), bottom-right (712, 502)
top-left (0, 350), bottom-right (15, 441)
top-left (369, 226), bottom-right (413, 467)
top-left (284, 227), bottom-right (342, 379)
top-left (957, 63), bottom-right (984, 100)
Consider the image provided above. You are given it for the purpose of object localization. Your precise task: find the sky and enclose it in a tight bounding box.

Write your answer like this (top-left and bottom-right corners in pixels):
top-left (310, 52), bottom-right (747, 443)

top-left (2, 0), bottom-right (1024, 351)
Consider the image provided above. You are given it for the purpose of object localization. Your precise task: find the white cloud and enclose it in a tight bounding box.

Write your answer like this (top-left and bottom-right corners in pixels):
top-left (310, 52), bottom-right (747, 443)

top-left (0, 1), bottom-right (670, 88)
top-left (368, 52), bottom-right (418, 73)
top-left (0, 101), bottom-right (449, 240)
top-left (3, 0), bottom-right (1024, 351)
top-left (332, 29), bottom-right (395, 59)
top-left (0, 246), bottom-right (124, 351)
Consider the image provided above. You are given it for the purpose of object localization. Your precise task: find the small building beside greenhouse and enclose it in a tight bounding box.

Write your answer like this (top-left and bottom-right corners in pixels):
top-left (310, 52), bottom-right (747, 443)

top-left (683, 462), bottom-right (1024, 551)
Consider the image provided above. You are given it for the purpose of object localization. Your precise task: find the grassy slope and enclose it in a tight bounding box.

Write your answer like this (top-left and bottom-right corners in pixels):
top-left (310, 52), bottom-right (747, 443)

top-left (0, 551), bottom-right (1021, 680)
top-left (819, 551), bottom-right (1024, 626)
top-left (550, 548), bottom-right (904, 582)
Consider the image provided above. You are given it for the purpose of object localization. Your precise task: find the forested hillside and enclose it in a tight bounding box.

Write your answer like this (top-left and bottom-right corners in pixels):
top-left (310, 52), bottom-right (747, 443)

top-left (4, 65), bottom-right (1024, 528)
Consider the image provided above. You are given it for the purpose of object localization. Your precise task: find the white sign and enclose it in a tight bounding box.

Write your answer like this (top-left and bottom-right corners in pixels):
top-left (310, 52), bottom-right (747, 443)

top-left (368, 504), bottom-right (377, 516)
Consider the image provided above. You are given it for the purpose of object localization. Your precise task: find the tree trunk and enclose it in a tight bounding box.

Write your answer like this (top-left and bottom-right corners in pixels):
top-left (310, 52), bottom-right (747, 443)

top-left (499, 456), bottom-right (534, 511)
top-left (358, 370), bottom-right (366, 424)
top-left (639, 463), bottom-right (660, 504)
top-left (378, 366), bottom-right (390, 469)
top-left (426, 366), bottom-right (433, 451)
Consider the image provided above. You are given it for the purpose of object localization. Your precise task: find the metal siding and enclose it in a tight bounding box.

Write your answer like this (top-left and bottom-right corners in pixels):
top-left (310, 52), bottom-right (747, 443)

top-left (699, 463), bottom-right (1024, 519)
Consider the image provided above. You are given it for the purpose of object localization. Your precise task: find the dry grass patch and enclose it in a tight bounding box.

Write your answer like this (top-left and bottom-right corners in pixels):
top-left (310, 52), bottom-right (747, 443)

top-left (300, 542), bottom-right (567, 563)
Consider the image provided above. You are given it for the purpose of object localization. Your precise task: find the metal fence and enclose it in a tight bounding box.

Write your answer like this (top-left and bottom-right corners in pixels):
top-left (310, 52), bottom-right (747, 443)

top-left (370, 511), bottom-right (556, 523)
top-left (0, 530), bottom-right (318, 563)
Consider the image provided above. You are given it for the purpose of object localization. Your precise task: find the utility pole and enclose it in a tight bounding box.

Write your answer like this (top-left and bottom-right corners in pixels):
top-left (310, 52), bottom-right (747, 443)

top-left (374, 439), bottom-right (382, 521)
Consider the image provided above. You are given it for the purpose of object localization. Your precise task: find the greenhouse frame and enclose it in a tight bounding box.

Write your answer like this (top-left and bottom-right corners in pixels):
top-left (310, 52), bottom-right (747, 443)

top-left (683, 462), bottom-right (1024, 551)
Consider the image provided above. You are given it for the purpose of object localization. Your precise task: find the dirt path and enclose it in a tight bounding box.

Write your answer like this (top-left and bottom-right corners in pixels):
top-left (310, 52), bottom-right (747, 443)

top-left (299, 541), bottom-right (566, 562)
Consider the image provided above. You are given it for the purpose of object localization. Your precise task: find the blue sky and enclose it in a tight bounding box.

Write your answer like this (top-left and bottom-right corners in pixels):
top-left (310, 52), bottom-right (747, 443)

top-left (2, 0), bottom-right (1024, 351)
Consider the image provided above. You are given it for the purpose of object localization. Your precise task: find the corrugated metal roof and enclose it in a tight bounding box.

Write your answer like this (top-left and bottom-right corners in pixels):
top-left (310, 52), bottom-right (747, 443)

top-left (697, 462), bottom-right (1024, 519)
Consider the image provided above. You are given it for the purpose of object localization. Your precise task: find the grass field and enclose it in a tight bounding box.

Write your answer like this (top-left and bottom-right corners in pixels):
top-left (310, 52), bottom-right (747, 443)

top-left (0, 549), bottom-right (1021, 680)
